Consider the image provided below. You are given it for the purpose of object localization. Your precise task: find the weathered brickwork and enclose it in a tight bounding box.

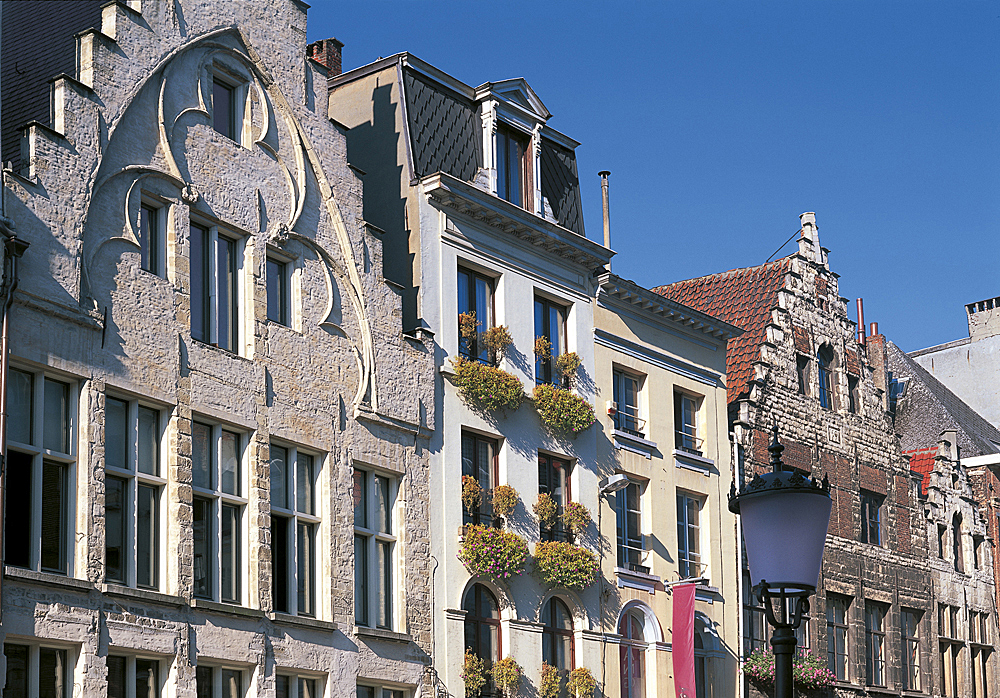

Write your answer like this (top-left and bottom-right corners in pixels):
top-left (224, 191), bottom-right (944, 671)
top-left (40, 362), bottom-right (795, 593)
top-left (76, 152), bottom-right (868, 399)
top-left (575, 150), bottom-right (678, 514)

top-left (0, 1), bottom-right (433, 696)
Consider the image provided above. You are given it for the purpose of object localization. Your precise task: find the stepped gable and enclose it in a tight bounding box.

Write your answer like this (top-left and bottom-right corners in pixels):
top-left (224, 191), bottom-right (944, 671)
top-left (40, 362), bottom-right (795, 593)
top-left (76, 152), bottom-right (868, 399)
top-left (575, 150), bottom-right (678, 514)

top-left (906, 446), bottom-right (937, 496)
top-left (652, 257), bottom-right (791, 404)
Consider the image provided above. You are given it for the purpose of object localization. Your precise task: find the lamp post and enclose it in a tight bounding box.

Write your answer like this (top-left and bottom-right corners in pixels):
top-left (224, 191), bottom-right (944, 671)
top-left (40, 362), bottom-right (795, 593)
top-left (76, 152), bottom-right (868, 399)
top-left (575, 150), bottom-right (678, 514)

top-left (729, 426), bottom-right (832, 698)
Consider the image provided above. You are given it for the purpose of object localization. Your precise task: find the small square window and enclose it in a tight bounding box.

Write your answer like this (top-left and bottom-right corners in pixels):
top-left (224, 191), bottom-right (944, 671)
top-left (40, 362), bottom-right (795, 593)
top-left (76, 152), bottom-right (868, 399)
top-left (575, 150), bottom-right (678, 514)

top-left (267, 256), bottom-right (290, 326)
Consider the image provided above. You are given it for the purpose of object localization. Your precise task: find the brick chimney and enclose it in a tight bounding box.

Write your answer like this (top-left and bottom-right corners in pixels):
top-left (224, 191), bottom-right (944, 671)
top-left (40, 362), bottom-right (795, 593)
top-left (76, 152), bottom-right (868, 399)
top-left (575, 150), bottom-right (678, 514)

top-left (307, 38), bottom-right (344, 77)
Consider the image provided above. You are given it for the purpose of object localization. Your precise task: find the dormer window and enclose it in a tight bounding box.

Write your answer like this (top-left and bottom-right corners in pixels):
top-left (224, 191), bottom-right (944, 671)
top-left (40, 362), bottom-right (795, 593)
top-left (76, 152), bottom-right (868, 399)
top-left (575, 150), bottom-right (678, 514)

top-left (213, 78), bottom-right (237, 140)
top-left (496, 124), bottom-right (530, 209)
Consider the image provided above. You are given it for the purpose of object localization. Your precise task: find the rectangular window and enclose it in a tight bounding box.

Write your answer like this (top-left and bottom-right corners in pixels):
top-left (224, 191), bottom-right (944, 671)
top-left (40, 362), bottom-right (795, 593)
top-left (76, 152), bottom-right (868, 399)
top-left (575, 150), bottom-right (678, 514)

top-left (457, 267), bottom-right (495, 364)
top-left (358, 685), bottom-right (406, 698)
top-left (212, 78), bottom-right (237, 141)
top-left (538, 454), bottom-right (571, 541)
top-left (190, 223), bottom-right (241, 353)
top-left (796, 355), bottom-right (810, 396)
top-left (939, 603), bottom-right (961, 698)
top-left (677, 492), bottom-right (704, 580)
top-left (461, 432), bottom-right (497, 527)
top-left (818, 347), bottom-right (835, 409)
top-left (270, 444), bottom-right (320, 616)
top-left (938, 524), bottom-right (947, 558)
top-left (191, 420), bottom-right (245, 603)
top-left (105, 397), bottom-right (164, 589)
top-left (612, 370), bottom-right (644, 437)
top-left (743, 571), bottom-right (768, 656)
top-left (266, 256), bottom-right (290, 326)
top-left (4, 643), bottom-right (72, 698)
top-left (353, 467), bottom-right (397, 630)
top-left (534, 296), bottom-right (567, 385)
top-left (139, 203), bottom-right (163, 277)
top-left (865, 601), bottom-right (887, 686)
top-left (196, 666), bottom-right (244, 698)
top-left (276, 675), bottom-right (324, 698)
top-left (616, 479), bottom-right (645, 572)
top-left (4, 369), bottom-right (75, 575)
top-left (969, 610), bottom-right (992, 698)
top-left (108, 655), bottom-right (160, 698)
top-left (901, 609), bottom-right (921, 692)
top-left (847, 375), bottom-right (860, 413)
top-left (674, 392), bottom-right (702, 455)
top-left (826, 594), bottom-right (849, 681)
top-left (496, 123), bottom-right (530, 209)
top-left (859, 491), bottom-right (883, 546)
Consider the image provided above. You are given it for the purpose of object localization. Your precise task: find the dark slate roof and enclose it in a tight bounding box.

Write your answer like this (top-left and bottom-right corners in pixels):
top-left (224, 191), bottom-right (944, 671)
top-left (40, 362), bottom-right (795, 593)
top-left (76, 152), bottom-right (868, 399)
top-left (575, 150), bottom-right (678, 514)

top-left (652, 257), bottom-right (792, 404)
top-left (402, 67), bottom-right (481, 182)
top-left (1, 0), bottom-right (104, 169)
top-left (540, 137), bottom-right (584, 235)
top-left (905, 446), bottom-right (936, 496)
top-left (887, 340), bottom-right (1000, 457)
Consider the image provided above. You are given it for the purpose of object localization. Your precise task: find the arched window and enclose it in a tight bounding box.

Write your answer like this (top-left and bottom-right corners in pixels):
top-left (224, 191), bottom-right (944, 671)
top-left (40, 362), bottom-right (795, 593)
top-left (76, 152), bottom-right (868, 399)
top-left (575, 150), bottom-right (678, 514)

top-left (694, 614), bottom-right (711, 698)
top-left (542, 597), bottom-right (575, 678)
top-left (619, 610), bottom-right (646, 698)
top-left (464, 584), bottom-right (500, 696)
top-left (818, 345), bottom-right (835, 409)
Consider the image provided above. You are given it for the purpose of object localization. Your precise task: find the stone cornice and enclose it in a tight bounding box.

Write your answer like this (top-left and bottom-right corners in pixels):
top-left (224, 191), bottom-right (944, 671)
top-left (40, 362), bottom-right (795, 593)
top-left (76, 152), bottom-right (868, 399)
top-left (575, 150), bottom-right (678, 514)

top-left (423, 172), bottom-right (613, 270)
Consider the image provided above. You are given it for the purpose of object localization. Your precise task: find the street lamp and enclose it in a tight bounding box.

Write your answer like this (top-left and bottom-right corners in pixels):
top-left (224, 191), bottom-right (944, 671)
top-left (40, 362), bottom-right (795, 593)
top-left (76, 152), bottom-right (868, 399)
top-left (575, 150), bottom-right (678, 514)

top-left (729, 426), bottom-right (832, 698)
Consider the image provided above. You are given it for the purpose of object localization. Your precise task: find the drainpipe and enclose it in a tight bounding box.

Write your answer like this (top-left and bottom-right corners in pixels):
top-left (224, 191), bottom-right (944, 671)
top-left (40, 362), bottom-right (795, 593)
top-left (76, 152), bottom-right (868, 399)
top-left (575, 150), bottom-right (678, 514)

top-left (0, 170), bottom-right (30, 625)
top-left (599, 171), bottom-right (611, 271)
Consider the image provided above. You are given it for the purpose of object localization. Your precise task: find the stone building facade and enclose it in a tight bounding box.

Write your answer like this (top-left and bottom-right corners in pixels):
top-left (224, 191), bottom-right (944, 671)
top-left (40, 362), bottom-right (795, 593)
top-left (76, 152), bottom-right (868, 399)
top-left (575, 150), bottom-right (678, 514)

top-left (0, 1), bottom-right (434, 696)
top-left (654, 213), bottom-right (938, 697)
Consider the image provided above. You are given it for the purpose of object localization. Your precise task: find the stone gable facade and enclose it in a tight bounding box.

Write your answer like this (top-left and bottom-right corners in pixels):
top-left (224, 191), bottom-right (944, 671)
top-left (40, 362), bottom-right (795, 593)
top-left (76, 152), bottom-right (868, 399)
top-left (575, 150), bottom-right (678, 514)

top-left (0, 1), bottom-right (433, 696)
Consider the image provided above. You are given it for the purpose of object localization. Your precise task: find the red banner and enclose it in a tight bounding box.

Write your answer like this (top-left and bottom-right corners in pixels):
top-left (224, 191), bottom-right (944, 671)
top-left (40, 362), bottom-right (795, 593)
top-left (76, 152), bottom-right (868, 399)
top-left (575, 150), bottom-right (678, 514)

top-left (672, 583), bottom-right (697, 698)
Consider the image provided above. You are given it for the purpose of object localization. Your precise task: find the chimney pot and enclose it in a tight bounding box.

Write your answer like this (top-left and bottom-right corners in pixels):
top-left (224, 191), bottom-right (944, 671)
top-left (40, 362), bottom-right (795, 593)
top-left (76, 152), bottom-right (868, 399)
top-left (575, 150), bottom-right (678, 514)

top-left (869, 322), bottom-right (879, 337)
top-left (307, 38), bottom-right (344, 77)
top-left (856, 298), bottom-right (866, 345)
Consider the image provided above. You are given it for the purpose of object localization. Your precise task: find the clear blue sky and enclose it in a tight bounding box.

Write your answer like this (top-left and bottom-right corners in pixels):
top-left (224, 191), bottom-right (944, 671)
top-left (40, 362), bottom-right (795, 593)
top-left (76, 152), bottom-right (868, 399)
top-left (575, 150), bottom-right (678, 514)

top-left (305, 1), bottom-right (999, 352)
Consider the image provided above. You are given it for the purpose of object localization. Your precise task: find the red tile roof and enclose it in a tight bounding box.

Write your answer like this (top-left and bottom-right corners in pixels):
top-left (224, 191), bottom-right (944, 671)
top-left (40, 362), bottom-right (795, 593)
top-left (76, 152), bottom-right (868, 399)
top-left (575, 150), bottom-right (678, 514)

top-left (905, 446), bottom-right (937, 496)
top-left (652, 258), bottom-right (792, 404)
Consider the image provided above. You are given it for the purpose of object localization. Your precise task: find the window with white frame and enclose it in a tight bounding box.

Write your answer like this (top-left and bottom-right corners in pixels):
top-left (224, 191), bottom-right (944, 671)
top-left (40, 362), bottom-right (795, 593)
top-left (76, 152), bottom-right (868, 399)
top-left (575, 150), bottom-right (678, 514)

top-left (266, 253), bottom-right (291, 327)
top-left (276, 674), bottom-right (323, 698)
top-left (495, 123), bottom-right (531, 209)
top-left (196, 665), bottom-right (244, 698)
top-left (677, 492), bottom-right (705, 580)
top-left (535, 295), bottom-right (567, 386)
top-left (457, 266), bottom-right (496, 365)
top-left (353, 467), bottom-right (397, 630)
top-left (3, 642), bottom-right (74, 698)
top-left (139, 201), bottom-right (166, 277)
top-left (864, 601), bottom-right (887, 687)
top-left (191, 420), bottom-right (246, 604)
top-left (826, 594), bottom-right (850, 681)
top-left (190, 221), bottom-right (243, 353)
top-left (615, 478), bottom-right (645, 573)
top-left (270, 444), bottom-right (320, 617)
top-left (107, 654), bottom-right (161, 698)
top-left (358, 684), bottom-right (405, 698)
top-left (901, 608), bottom-right (921, 692)
top-left (4, 367), bottom-right (75, 575)
top-left (612, 369), bottom-right (644, 437)
top-left (105, 396), bottom-right (165, 590)
top-left (674, 391), bottom-right (703, 456)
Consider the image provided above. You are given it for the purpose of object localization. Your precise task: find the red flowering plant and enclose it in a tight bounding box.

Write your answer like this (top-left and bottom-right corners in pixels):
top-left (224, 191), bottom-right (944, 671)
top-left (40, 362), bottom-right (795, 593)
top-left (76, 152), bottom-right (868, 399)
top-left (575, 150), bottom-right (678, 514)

top-left (533, 541), bottom-right (599, 590)
top-left (743, 649), bottom-right (836, 690)
top-left (459, 524), bottom-right (529, 582)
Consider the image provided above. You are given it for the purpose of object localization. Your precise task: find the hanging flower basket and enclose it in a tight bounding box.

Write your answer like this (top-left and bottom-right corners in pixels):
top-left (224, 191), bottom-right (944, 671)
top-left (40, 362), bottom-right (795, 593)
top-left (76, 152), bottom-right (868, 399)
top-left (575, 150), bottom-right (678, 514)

top-left (561, 501), bottom-right (591, 538)
top-left (493, 484), bottom-right (519, 520)
top-left (459, 524), bottom-right (529, 581)
top-left (462, 475), bottom-right (483, 514)
top-left (462, 650), bottom-right (487, 698)
top-left (533, 384), bottom-right (596, 436)
top-left (453, 358), bottom-right (525, 414)
top-left (743, 649), bottom-right (836, 690)
top-left (555, 351), bottom-right (582, 386)
top-left (492, 656), bottom-right (523, 696)
top-left (566, 667), bottom-right (598, 698)
top-left (533, 541), bottom-right (599, 590)
top-left (539, 662), bottom-right (562, 698)
top-left (533, 492), bottom-right (558, 530)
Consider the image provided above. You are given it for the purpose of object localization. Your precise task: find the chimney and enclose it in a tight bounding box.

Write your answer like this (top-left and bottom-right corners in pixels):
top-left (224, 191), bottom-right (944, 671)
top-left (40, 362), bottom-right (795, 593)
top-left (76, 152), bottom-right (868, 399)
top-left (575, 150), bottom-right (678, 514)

top-left (307, 38), bottom-right (344, 77)
top-left (797, 212), bottom-right (822, 264)
top-left (856, 298), bottom-right (866, 345)
top-left (869, 322), bottom-right (878, 337)
top-left (599, 171), bottom-right (611, 269)
top-left (966, 296), bottom-right (1000, 342)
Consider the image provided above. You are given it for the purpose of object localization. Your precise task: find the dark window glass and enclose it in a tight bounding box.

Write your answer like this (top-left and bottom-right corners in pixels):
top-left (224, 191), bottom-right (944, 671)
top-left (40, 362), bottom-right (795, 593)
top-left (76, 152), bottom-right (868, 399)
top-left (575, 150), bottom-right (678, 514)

top-left (213, 79), bottom-right (235, 139)
top-left (860, 491), bottom-right (883, 545)
top-left (136, 659), bottom-right (158, 698)
top-left (953, 514), bottom-right (964, 573)
top-left (674, 392), bottom-right (701, 455)
top-left (216, 235), bottom-right (238, 352)
top-left (41, 461), bottom-right (67, 574)
top-left (140, 204), bottom-right (160, 275)
top-left (271, 445), bottom-right (289, 509)
top-left (902, 609), bottom-right (920, 691)
top-left (357, 687), bottom-right (375, 698)
top-left (4, 643), bottom-right (29, 698)
top-left (538, 455), bottom-right (570, 541)
top-left (137, 484), bottom-right (159, 589)
top-left (865, 602), bottom-right (886, 686)
top-left (107, 655), bottom-right (126, 698)
top-left (616, 482), bottom-right (643, 571)
top-left (496, 124), bottom-right (528, 208)
top-left (462, 432), bottom-right (497, 527)
top-left (43, 378), bottom-right (70, 453)
top-left (221, 503), bottom-right (240, 603)
top-left (192, 422), bottom-right (213, 490)
top-left (619, 611), bottom-right (645, 698)
top-left (300, 679), bottom-right (318, 698)
top-left (220, 430), bottom-right (240, 496)
top-left (298, 522), bottom-right (315, 617)
top-left (542, 598), bottom-right (574, 673)
top-left (193, 497), bottom-right (212, 598)
top-left (275, 676), bottom-right (290, 698)
top-left (464, 584), bottom-right (500, 697)
top-left (677, 493), bottom-right (702, 578)
top-left (137, 406), bottom-right (159, 476)
top-left (535, 297), bottom-right (567, 385)
top-left (221, 669), bottom-right (241, 698)
top-left (196, 666), bottom-right (212, 698)
top-left (106, 397), bottom-right (129, 471)
top-left (826, 595), bottom-right (849, 680)
top-left (354, 534), bottom-right (368, 626)
top-left (613, 370), bottom-right (642, 436)
top-left (4, 451), bottom-right (32, 567)
top-left (106, 476), bottom-right (127, 583)
top-left (353, 468), bottom-right (367, 528)
top-left (272, 516), bottom-right (289, 613)
top-left (38, 647), bottom-right (68, 698)
top-left (375, 474), bottom-right (390, 534)
top-left (818, 346), bottom-right (835, 409)
top-left (848, 375), bottom-right (860, 413)
top-left (267, 257), bottom-right (289, 325)
top-left (190, 224), bottom-right (210, 343)
top-left (796, 355), bottom-right (810, 396)
top-left (7, 368), bottom-right (33, 445)
top-left (377, 538), bottom-right (391, 628)
top-left (457, 268), bottom-right (494, 364)
top-left (297, 454), bottom-right (314, 515)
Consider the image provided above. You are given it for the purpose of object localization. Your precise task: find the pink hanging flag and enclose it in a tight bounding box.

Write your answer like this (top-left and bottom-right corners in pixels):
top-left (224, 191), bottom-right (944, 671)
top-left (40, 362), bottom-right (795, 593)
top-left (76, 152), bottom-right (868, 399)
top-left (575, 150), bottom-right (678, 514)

top-left (673, 583), bottom-right (697, 698)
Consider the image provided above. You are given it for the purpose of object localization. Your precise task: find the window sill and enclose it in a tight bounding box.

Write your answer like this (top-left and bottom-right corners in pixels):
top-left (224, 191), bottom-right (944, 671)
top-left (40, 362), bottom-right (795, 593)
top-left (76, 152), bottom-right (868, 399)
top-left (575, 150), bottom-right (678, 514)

top-left (354, 626), bottom-right (413, 644)
top-left (189, 337), bottom-right (252, 363)
top-left (102, 583), bottom-right (186, 607)
top-left (3, 566), bottom-right (93, 592)
top-left (612, 429), bottom-right (657, 460)
top-left (190, 598), bottom-right (265, 618)
top-left (673, 449), bottom-right (714, 475)
top-left (269, 612), bottom-right (337, 632)
top-left (615, 566), bottom-right (662, 593)
top-left (695, 584), bottom-right (720, 604)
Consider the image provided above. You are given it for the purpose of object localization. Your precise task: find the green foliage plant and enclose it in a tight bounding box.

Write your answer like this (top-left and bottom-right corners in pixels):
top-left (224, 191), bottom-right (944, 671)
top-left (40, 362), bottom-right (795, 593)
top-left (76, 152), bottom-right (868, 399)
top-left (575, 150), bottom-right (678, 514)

top-left (462, 475), bottom-right (483, 514)
top-left (539, 662), bottom-right (562, 698)
top-left (462, 650), bottom-right (487, 698)
top-left (555, 352), bottom-right (582, 386)
top-left (459, 524), bottom-right (529, 582)
top-left (483, 325), bottom-right (514, 363)
top-left (566, 667), bottom-right (598, 698)
top-left (453, 357), bottom-right (525, 414)
top-left (533, 384), bottom-right (596, 436)
top-left (459, 311), bottom-right (479, 342)
top-left (493, 484), bottom-right (519, 520)
top-left (533, 492), bottom-right (558, 530)
top-left (534, 541), bottom-right (600, 590)
top-left (561, 501), bottom-right (591, 538)
top-left (491, 656), bottom-right (523, 695)
top-left (534, 336), bottom-right (552, 358)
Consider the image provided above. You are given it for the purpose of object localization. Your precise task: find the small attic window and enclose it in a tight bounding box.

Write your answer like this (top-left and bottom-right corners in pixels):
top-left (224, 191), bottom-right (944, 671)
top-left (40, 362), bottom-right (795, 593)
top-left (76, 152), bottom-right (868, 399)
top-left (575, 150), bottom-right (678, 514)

top-left (496, 124), bottom-right (531, 209)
